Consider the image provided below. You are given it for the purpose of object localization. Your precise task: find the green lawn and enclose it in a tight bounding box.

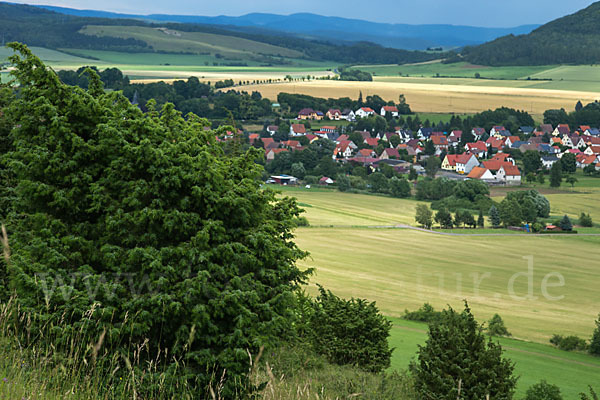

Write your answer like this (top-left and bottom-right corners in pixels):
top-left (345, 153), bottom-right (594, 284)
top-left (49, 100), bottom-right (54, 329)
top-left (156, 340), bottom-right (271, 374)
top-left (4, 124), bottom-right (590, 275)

top-left (388, 318), bottom-right (600, 399)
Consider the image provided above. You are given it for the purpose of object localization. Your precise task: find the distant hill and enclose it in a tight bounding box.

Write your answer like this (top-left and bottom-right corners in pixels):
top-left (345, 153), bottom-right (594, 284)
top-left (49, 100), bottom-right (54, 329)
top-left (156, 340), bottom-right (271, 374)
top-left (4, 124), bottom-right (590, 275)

top-left (462, 1), bottom-right (600, 66)
top-left (36, 5), bottom-right (538, 50)
top-left (0, 2), bottom-right (440, 65)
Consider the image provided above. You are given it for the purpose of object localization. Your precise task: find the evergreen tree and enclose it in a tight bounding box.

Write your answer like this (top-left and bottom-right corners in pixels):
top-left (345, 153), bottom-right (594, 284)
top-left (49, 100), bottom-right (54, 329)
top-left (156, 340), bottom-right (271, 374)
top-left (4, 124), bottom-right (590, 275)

top-left (590, 314), bottom-right (600, 356)
top-left (488, 314), bottom-right (511, 337)
top-left (411, 303), bottom-right (517, 400)
top-left (2, 44), bottom-right (310, 396)
top-left (524, 380), bottom-right (563, 400)
top-left (559, 215), bottom-right (573, 231)
top-left (408, 167), bottom-right (418, 181)
top-left (489, 205), bottom-right (501, 228)
top-left (580, 213), bottom-right (593, 227)
top-left (550, 161), bottom-right (562, 188)
top-left (478, 209), bottom-right (485, 228)
top-left (537, 172), bottom-right (546, 185)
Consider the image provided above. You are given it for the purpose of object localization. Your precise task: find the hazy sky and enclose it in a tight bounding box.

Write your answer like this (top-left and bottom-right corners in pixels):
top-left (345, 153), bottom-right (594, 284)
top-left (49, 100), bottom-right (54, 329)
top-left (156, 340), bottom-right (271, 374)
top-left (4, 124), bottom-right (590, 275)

top-left (8, 0), bottom-right (596, 26)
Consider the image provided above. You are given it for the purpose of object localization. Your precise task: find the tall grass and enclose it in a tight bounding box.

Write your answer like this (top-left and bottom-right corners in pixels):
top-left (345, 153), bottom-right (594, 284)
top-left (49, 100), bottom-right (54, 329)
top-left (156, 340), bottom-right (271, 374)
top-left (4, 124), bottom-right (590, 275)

top-left (0, 225), bottom-right (417, 399)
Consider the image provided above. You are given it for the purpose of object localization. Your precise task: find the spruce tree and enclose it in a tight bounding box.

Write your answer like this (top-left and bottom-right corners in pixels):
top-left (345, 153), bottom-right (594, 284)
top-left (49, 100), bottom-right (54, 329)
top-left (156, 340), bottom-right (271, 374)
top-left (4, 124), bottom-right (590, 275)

top-left (478, 209), bottom-right (485, 228)
top-left (411, 302), bottom-right (517, 399)
top-left (550, 161), bottom-right (562, 188)
top-left (590, 314), bottom-right (600, 356)
top-left (559, 215), bottom-right (573, 231)
top-left (489, 205), bottom-right (501, 228)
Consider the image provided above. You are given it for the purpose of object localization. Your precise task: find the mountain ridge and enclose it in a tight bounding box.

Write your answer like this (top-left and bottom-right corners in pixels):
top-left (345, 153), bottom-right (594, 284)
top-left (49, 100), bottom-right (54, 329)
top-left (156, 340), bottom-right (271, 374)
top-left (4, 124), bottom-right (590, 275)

top-left (462, 1), bottom-right (600, 65)
top-left (34, 5), bottom-right (538, 50)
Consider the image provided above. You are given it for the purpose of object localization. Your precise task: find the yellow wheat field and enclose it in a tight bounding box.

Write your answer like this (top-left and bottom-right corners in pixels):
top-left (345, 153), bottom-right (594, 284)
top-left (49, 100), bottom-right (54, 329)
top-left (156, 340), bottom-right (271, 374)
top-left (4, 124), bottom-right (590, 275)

top-left (246, 79), bottom-right (599, 116)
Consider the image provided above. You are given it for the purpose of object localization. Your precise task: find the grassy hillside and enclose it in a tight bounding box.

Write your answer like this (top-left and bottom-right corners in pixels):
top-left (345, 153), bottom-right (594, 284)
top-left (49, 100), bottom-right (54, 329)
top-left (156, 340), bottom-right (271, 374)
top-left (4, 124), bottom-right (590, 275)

top-left (462, 1), bottom-right (600, 65)
top-left (389, 318), bottom-right (600, 399)
top-left (271, 183), bottom-right (600, 343)
top-left (80, 25), bottom-right (304, 60)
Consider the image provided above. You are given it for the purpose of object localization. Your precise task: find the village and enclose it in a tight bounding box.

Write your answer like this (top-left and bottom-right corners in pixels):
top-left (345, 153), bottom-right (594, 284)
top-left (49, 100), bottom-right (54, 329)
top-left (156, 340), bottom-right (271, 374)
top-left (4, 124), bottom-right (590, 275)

top-left (248, 105), bottom-right (600, 187)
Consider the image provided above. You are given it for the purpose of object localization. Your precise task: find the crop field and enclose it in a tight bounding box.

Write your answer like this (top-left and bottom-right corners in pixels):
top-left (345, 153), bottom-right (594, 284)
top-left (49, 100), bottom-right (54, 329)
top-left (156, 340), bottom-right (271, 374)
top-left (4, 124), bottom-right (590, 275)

top-left (249, 79), bottom-right (598, 116)
top-left (355, 61), bottom-right (600, 92)
top-left (389, 318), bottom-right (600, 399)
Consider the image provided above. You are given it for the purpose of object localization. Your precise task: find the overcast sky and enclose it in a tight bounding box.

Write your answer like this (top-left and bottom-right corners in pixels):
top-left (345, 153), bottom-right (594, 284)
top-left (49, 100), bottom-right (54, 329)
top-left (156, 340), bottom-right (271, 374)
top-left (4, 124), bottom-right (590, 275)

top-left (8, 0), bottom-right (596, 26)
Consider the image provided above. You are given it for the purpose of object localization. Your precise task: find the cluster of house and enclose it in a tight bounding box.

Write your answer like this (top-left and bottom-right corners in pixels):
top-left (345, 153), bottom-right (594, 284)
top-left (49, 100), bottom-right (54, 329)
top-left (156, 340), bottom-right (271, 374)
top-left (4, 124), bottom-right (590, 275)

top-left (251, 122), bottom-right (600, 185)
top-left (297, 106), bottom-right (400, 122)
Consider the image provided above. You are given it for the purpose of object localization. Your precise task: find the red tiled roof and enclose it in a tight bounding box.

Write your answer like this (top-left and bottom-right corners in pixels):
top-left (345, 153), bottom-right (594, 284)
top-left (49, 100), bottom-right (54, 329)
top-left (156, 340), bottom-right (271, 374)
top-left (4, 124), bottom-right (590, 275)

top-left (483, 160), bottom-right (513, 171)
top-left (431, 136), bottom-right (448, 145)
top-left (501, 164), bottom-right (521, 176)
top-left (360, 107), bottom-right (375, 112)
top-left (382, 106), bottom-right (398, 112)
top-left (364, 137), bottom-right (379, 147)
top-left (291, 124), bottom-right (306, 134)
top-left (467, 166), bottom-right (489, 179)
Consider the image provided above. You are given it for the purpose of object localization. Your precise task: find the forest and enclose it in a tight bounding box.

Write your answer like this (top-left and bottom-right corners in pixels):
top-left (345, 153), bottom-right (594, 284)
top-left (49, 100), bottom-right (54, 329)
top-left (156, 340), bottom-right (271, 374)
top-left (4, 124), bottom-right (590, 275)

top-left (462, 2), bottom-right (600, 65)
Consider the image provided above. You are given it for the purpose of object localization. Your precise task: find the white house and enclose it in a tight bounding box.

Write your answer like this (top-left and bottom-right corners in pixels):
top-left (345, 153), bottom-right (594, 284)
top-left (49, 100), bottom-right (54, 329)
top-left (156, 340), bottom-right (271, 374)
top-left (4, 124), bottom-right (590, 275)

top-left (455, 153), bottom-right (479, 175)
top-left (341, 109), bottom-right (356, 121)
top-left (497, 165), bottom-right (522, 185)
top-left (355, 107), bottom-right (375, 118)
top-left (380, 105), bottom-right (399, 117)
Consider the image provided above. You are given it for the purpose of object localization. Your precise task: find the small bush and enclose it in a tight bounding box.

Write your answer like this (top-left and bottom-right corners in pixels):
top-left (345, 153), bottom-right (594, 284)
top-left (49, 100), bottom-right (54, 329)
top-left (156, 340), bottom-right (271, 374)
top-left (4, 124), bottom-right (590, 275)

top-left (580, 213), bottom-right (593, 227)
top-left (403, 303), bottom-right (442, 323)
top-left (524, 380), bottom-right (563, 400)
top-left (293, 216), bottom-right (310, 227)
top-left (487, 314), bottom-right (511, 337)
top-left (549, 334), bottom-right (588, 351)
top-left (309, 286), bottom-right (393, 373)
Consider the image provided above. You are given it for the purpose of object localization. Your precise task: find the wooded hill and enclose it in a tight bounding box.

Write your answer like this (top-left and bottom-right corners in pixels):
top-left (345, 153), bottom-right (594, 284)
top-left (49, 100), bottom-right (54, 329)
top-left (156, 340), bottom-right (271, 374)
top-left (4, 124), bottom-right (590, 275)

top-left (0, 2), bottom-right (440, 65)
top-left (462, 1), bottom-right (600, 66)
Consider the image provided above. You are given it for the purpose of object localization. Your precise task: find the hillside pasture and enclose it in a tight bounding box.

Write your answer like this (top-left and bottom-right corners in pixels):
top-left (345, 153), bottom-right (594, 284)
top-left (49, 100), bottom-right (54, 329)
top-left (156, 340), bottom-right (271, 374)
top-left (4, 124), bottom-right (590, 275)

top-left (80, 25), bottom-right (303, 59)
top-left (296, 226), bottom-right (600, 344)
top-left (388, 318), bottom-right (600, 399)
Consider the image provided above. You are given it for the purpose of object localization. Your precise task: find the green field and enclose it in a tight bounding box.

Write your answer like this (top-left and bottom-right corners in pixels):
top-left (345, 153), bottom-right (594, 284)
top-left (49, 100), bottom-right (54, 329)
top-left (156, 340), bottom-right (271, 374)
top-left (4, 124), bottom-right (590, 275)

top-left (354, 61), bottom-right (551, 80)
top-left (353, 61), bottom-right (600, 93)
top-left (80, 25), bottom-right (302, 60)
top-left (389, 318), bottom-right (600, 399)
top-left (275, 183), bottom-right (600, 397)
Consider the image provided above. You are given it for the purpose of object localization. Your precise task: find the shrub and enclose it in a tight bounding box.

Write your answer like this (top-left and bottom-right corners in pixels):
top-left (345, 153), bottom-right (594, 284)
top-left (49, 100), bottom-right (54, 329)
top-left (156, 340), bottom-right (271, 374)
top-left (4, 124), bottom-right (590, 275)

top-left (293, 216), bottom-right (310, 227)
top-left (549, 335), bottom-right (588, 351)
top-left (309, 286), bottom-right (393, 373)
top-left (524, 380), bottom-right (563, 400)
top-left (487, 314), bottom-right (511, 337)
top-left (580, 213), bottom-right (593, 227)
top-left (410, 302), bottom-right (517, 399)
top-left (403, 303), bottom-right (442, 323)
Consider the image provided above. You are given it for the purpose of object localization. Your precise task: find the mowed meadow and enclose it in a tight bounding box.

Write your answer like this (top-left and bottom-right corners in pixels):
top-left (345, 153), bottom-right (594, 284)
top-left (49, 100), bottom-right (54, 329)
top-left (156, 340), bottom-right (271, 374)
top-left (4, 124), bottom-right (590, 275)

top-left (279, 184), bottom-right (600, 342)
top-left (277, 184), bottom-right (600, 398)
